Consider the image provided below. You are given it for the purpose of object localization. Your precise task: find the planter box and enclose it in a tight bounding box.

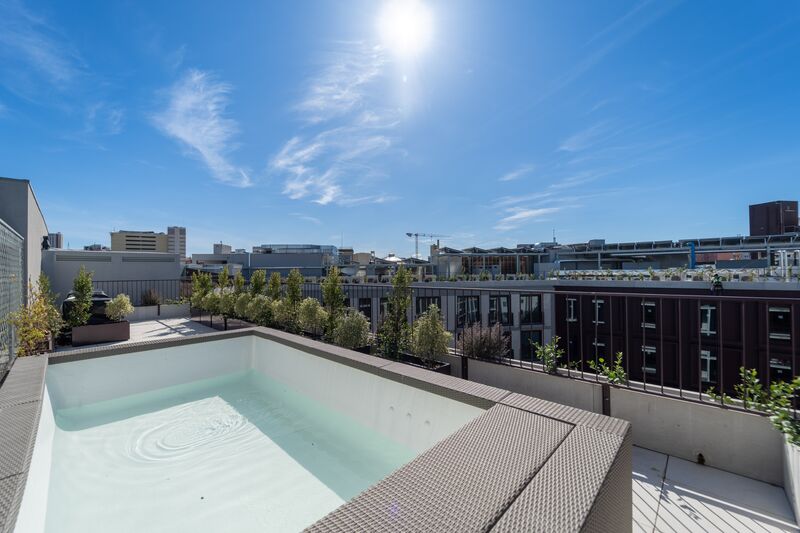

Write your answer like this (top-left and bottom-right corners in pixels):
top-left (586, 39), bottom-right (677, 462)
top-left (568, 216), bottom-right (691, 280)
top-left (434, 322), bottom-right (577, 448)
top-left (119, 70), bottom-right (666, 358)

top-left (72, 321), bottom-right (130, 347)
top-left (399, 352), bottom-right (451, 375)
top-left (352, 345), bottom-right (372, 355)
top-left (785, 437), bottom-right (800, 524)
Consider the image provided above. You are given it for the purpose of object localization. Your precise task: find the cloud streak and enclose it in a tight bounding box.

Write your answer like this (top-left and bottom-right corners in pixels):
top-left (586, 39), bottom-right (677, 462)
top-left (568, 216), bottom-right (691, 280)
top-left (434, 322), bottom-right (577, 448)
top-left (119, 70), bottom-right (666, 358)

top-left (499, 164), bottom-right (535, 182)
top-left (494, 207), bottom-right (561, 231)
top-left (0, 0), bottom-right (85, 89)
top-left (153, 69), bottom-right (251, 187)
top-left (270, 41), bottom-right (399, 205)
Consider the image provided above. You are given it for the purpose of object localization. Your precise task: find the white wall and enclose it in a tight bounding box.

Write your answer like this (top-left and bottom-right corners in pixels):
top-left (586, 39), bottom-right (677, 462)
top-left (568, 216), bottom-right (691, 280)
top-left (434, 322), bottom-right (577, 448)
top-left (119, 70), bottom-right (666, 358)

top-left (467, 358), bottom-right (603, 413)
top-left (251, 337), bottom-right (484, 452)
top-left (15, 390), bottom-right (55, 533)
top-left (458, 356), bottom-right (787, 485)
top-left (41, 249), bottom-right (182, 304)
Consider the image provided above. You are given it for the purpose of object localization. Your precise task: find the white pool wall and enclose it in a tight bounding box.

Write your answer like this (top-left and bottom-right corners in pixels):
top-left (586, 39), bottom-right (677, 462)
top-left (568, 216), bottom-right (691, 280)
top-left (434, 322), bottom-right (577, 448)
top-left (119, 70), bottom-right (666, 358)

top-left (251, 337), bottom-right (483, 452)
top-left (46, 337), bottom-right (253, 411)
top-left (15, 387), bottom-right (55, 533)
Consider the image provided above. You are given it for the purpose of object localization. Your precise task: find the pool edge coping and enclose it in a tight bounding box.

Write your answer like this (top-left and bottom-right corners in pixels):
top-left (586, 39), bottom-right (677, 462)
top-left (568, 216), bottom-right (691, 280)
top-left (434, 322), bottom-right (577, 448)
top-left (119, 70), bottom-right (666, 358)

top-left (0, 328), bottom-right (631, 533)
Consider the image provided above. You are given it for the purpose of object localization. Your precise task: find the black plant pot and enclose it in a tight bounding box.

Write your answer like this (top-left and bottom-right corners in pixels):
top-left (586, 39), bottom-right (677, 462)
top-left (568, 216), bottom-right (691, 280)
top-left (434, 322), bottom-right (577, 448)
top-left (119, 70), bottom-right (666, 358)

top-left (398, 352), bottom-right (451, 375)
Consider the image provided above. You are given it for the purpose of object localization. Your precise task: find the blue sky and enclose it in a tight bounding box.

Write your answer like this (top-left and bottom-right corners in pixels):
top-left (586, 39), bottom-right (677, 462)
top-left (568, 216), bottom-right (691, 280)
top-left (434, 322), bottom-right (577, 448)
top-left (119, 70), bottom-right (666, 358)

top-left (1, 0), bottom-right (799, 256)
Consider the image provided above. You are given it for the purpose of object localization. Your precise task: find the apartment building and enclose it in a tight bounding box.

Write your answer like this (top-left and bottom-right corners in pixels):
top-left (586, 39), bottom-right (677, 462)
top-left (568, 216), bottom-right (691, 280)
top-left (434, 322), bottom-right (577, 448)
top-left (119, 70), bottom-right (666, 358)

top-left (47, 232), bottom-right (63, 249)
top-left (111, 230), bottom-right (168, 252)
top-left (167, 226), bottom-right (187, 257)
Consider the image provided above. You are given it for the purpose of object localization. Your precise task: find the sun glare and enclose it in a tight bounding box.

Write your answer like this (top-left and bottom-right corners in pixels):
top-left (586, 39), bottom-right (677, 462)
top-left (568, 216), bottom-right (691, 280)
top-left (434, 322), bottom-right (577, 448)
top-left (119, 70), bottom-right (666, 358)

top-left (377, 0), bottom-right (433, 60)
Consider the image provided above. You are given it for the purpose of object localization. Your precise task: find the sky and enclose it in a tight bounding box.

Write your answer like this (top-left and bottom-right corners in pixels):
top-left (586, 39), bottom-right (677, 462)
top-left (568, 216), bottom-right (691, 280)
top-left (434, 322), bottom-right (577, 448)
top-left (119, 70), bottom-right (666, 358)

top-left (1, 0), bottom-right (799, 257)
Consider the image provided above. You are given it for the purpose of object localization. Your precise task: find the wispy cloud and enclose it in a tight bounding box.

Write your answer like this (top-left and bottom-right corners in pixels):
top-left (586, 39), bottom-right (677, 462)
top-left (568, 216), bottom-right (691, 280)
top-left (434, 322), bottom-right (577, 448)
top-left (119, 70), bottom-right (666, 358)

top-left (0, 0), bottom-right (85, 91)
top-left (499, 164), bottom-right (535, 182)
top-left (153, 69), bottom-right (252, 187)
top-left (84, 102), bottom-right (125, 136)
top-left (296, 42), bottom-right (387, 124)
top-left (290, 212), bottom-right (322, 225)
top-left (559, 122), bottom-right (612, 152)
top-left (270, 41), bottom-right (400, 205)
top-left (494, 207), bottom-right (561, 231)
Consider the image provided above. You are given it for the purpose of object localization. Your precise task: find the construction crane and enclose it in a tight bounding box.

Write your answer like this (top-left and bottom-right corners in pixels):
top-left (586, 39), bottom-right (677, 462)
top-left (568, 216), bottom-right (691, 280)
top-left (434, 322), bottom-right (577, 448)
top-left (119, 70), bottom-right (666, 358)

top-left (405, 232), bottom-right (449, 259)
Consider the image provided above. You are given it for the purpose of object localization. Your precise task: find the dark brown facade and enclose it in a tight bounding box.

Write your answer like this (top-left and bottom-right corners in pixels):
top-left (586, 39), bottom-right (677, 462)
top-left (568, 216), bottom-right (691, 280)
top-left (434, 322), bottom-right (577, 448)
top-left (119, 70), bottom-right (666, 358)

top-left (749, 200), bottom-right (799, 236)
top-left (555, 285), bottom-right (800, 395)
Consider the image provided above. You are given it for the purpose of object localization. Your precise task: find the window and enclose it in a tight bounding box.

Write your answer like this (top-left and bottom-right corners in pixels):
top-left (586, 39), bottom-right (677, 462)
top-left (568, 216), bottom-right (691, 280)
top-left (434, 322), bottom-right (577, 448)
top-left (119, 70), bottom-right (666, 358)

top-left (520, 330), bottom-right (543, 362)
top-left (416, 296), bottom-right (441, 316)
top-left (592, 340), bottom-right (606, 359)
top-left (770, 357), bottom-right (792, 383)
top-left (489, 295), bottom-right (511, 325)
top-left (642, 301), bottom-right (656, 329)
top-left (700, 349), bottom-right (717, 384)
top-left (642, 345), bottom-right (657, 374)
top-left (567, 298), bottom-right (577, 322)
top-left (520, 295), bottom-right (542, 324)
top-left (700, 305), bottom-right (717, 336)
top-left (593, 298), bottom-right (605, 325)
top-left (769, 306), bottom-right (791, 341)
top-left (358, 298), bottom-right (372, 321)
top-left (457, 296), bottom-right (480, 327)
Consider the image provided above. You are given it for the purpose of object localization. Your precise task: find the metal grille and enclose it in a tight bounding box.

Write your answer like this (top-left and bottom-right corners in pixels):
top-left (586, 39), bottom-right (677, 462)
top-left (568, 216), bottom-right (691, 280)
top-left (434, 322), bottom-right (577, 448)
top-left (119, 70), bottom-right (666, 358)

top-left (0, 219), bottom-right (23, 376)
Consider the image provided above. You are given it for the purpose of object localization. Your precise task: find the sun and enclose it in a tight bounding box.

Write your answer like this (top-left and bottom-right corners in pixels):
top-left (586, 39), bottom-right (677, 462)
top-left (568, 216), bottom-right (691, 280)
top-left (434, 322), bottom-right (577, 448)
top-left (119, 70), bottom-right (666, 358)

top-left (377, 0), bottom-right (433, 60)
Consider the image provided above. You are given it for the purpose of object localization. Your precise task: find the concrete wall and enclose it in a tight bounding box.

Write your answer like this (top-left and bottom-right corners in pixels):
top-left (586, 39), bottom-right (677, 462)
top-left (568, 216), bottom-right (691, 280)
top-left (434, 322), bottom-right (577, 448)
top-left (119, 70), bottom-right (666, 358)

top-left (42, 249), bottom-right (181, 304)
top-left (785, 440), bottom-right (800, 523)
top-left (0, 178), bottom-right (48, 289)
top-left (456, 355), bottom-right (787, 486)
top-left (610, 387), bottom-right (785, 485)
top-left (467, 358), bottom-right (604, 413)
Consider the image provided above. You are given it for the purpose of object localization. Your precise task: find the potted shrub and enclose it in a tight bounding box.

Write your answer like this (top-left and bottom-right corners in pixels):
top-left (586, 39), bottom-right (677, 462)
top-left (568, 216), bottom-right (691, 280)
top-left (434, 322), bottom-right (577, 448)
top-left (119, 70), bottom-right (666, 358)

top-left (457, 323), bottom-right (508, 360)
top-left (299, 297), bottom-right (328, 339)
top-left (6, 274), bottom-right (63, 356)
top-left (73, 293), bottom-right (133, 346)
top-left (333, 309), bottom-right (371, 353)
top-left (407, 304), bottom-right (451, 374)
top-left (535, 336), bottom-right (565, 374)
top-left (246, 295), bottom-right (273, 327)
top-left (234, 293), bottom-right (252, 320)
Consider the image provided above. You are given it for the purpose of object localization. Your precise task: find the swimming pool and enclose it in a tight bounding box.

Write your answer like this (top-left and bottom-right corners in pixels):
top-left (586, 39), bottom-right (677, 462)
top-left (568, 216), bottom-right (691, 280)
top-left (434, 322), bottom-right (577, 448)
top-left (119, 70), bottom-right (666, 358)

top-left (15, 334), bottom-right (483, 532)
top-left (3, 328), bottom-right (632, 532)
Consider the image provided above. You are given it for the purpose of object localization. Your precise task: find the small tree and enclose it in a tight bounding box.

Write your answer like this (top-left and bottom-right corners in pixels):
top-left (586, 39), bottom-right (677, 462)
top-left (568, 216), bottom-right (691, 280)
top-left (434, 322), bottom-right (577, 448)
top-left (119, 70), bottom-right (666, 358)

top-left (286, 269), bottom-right (303, 306)
top-left (233, 271), bottom-right (246, 295)
top-left (411, 304), bottom-right (451, 366)
top-left (234, 293), bottom-right (251, 319)
top-left (535, 336), bottom-right (564, 374)
top-left (378, 266), bottom-right (413, 358)
top-left (190, 271), bottom-right (213, 310)
top-left (218, 265), bottom-right (230, 291)
top-left (219, 290), bottom-right (237, 329)
top-left (201, 292), bottom-right (221, 321)
top-left (299, 297), bottom-right (328, 337)
top-left (267, 272), bottom-right (282, 300)
top-left (66, 266), bottom-right (93, 328)
top-left (333, 310), bottom-right (371, 349)
top-left (249, 270), bottom-right (266, 296)
top-left (457, 323), bottom-right (507, 359)
top-left (322, 266), bottom-right (346, 336)
top-left (105, 294), bottom-right (134, 322)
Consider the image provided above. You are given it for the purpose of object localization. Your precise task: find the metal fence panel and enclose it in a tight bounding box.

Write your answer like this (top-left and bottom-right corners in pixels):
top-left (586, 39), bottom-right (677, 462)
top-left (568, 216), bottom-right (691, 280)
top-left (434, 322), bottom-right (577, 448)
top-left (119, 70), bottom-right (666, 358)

top-left (0, 219), bottom-right (23, 375)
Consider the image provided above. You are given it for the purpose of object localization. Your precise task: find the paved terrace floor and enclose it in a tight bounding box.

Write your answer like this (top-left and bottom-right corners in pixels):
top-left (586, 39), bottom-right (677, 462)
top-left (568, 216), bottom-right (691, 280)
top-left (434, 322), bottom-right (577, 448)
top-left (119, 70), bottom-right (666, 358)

top-left (57, 319), bottom-right (800, 531)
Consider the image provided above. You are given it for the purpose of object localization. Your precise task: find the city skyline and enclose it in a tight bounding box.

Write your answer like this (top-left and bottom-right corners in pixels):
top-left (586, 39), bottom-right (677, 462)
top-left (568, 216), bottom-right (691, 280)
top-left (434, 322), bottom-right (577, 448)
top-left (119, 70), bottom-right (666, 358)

top-left (2, 1), bottom-right (800, 256)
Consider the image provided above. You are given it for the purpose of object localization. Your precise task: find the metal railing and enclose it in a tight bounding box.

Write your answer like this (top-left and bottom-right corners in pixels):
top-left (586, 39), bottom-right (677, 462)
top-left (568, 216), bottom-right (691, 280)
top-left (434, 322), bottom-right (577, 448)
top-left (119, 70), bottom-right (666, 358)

top-left (152, 278), bottom-right (799, 412)
top-left (0, 219), bottom-right (23, 376)
top-left (92, 279), bottom-right (191, 306)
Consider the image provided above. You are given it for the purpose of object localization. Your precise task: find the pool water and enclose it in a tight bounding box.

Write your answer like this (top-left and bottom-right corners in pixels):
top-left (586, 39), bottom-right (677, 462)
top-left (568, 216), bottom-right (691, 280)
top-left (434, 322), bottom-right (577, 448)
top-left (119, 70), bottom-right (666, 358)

top-left (45, 370), bottom-right (417, 533)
